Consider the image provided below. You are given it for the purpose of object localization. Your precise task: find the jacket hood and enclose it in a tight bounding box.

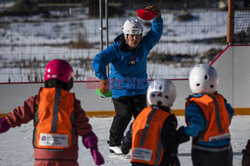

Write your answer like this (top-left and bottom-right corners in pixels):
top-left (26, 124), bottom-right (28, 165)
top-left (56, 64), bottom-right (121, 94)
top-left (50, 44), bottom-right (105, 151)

top-left (114, 33), bottom-right (123, 45)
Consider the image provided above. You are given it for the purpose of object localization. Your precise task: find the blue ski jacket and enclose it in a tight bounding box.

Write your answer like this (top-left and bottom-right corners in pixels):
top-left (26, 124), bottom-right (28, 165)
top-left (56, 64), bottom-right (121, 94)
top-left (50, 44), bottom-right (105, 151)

top-left (92, 17), bottom-right (163, 98)
top-left (184, 93), bottom-right (234, 147)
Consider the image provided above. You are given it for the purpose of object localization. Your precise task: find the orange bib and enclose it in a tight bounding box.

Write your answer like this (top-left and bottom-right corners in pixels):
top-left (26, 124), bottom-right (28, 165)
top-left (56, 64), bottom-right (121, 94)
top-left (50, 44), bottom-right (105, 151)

top-left (186, 93), bottom-right (231, 142)
top-left (33, 87), bottom-right (75, 149)
top-left (131, 106), bottom-right (171, 165)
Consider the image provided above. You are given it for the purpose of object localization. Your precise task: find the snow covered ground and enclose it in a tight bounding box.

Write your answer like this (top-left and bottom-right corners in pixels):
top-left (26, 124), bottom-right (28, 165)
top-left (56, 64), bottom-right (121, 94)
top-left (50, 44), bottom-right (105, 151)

top-left (0, 115), bottom-right (248, 166)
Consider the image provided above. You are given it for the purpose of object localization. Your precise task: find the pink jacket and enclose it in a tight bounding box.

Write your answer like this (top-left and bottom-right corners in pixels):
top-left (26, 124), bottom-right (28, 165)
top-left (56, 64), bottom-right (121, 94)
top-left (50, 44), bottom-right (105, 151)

top-left (4, 94), bottom-right (92, 161)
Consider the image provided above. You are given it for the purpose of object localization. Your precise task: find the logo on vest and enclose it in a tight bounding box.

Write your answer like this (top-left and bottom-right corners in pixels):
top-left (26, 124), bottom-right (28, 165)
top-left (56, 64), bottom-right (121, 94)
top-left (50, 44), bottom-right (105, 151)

top-left (39, 133), bottom-right (68, 147)
top-left (132, 147), bottom-right (152, 161)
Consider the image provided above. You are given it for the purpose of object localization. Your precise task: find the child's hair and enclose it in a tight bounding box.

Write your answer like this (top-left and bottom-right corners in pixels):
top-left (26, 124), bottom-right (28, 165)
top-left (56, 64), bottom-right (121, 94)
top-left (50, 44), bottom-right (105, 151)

top-left (45, 78), bottom-right (73, 91)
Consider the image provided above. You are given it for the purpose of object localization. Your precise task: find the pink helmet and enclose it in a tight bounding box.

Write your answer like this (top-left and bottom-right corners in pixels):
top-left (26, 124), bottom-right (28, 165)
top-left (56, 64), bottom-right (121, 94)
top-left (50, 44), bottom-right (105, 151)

top-left (44, 59), bottom-right (74, 83)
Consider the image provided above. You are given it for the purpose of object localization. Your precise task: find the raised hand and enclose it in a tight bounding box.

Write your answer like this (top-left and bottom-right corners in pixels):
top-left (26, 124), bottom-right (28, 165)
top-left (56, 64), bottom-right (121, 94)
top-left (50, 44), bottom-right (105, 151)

top-left (145, 6), bottom-right (161, 19)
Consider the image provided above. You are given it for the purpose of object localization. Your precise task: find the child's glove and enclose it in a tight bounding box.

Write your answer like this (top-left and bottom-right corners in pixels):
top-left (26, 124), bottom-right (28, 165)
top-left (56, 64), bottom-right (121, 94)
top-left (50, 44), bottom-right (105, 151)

top-left (121, 142), bottom-right (130, 154)
top-left (145, 6), bottom-right (161, 19)
top-left (0, 117), bottom-right (10, 133)
top-left (91, 146), bottom-right (105, 165)
top-left (166, 154), bottom-right (180, 166)
top-left (242, 139), bottom-right (250, 166)
top-left (82, 132), bottom-right (104, 165)
top-left (177, 126), bottom-right (190, 144)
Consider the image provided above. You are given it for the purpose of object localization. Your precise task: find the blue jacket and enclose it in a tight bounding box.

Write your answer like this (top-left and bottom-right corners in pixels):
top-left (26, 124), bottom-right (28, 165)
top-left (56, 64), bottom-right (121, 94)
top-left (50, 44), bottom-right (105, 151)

top-left (184, 93), bottom-right (234, 147)
top-left (92, 17), bottom-right (163, 98)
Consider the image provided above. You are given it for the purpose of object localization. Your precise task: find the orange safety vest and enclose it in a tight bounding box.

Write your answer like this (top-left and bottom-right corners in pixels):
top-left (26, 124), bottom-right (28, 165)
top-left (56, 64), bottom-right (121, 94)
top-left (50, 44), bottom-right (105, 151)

top-left (33, 87), bottom-right (76, 149)
top-left (131, 106), bottom-right (171, 165)
top-left (186, 93), bottom-right (231, 142)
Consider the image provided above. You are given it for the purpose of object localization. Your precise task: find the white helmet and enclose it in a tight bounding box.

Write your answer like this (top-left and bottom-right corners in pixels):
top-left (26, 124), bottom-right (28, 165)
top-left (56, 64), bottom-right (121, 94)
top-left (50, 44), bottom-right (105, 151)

top-left (122, 19), bottom-right (143, 39)
top-left (189, 64), bottom-right (218, 94)
top-left (147, 79), bottom-right (176, 109)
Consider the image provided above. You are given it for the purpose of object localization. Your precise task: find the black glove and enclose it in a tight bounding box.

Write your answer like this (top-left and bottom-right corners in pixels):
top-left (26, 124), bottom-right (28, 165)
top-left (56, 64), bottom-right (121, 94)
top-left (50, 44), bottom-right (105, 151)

top-left (145, 6), bottom-right (161, 19)
top-left (242, 149), bottom-right (250, 166)
top-left (121, 143), bottom-right (130, 154)
top-left (242, 140), bottom-right (250, 166)
top-left (177, 126), bottom-right (190, 144)
top-left (166, 154), bottom-right (180, 166)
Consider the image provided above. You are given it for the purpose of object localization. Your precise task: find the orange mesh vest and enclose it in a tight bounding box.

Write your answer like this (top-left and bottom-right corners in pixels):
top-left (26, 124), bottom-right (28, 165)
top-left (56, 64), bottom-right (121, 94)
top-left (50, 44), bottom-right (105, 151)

top-left (33, 87), bottom-right (76, 149)
top-left (186, 93), bottom-right (231, 142)
top-left (131, 106), bottom-right (171, 165)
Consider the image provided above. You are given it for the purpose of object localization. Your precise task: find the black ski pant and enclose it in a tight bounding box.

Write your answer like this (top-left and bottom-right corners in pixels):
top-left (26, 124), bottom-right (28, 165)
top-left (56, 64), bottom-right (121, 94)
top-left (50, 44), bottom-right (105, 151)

top-left (191, 144), bottom-right (233, 166)
top-left (109, 95), bottom-right (147, 146)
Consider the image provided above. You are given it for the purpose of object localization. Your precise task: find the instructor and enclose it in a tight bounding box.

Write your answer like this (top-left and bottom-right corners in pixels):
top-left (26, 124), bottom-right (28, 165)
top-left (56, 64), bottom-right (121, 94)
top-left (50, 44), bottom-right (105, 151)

top-left (92, 6), bottom-right (163, 154)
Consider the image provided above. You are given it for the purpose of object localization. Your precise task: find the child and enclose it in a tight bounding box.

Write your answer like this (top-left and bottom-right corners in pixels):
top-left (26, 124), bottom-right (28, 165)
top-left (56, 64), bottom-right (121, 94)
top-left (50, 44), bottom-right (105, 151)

top-left (121, 79), bottom-right (190, 166)
top-left (0, 59), bottom-right (104, 166)
top-left (183, 64), bottom-right (234, 166)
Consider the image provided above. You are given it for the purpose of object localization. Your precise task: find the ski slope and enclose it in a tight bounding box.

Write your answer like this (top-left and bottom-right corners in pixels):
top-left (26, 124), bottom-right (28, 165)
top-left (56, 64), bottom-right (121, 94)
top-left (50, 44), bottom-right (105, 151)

top-left (0, 115), bottom-right (248, 166)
